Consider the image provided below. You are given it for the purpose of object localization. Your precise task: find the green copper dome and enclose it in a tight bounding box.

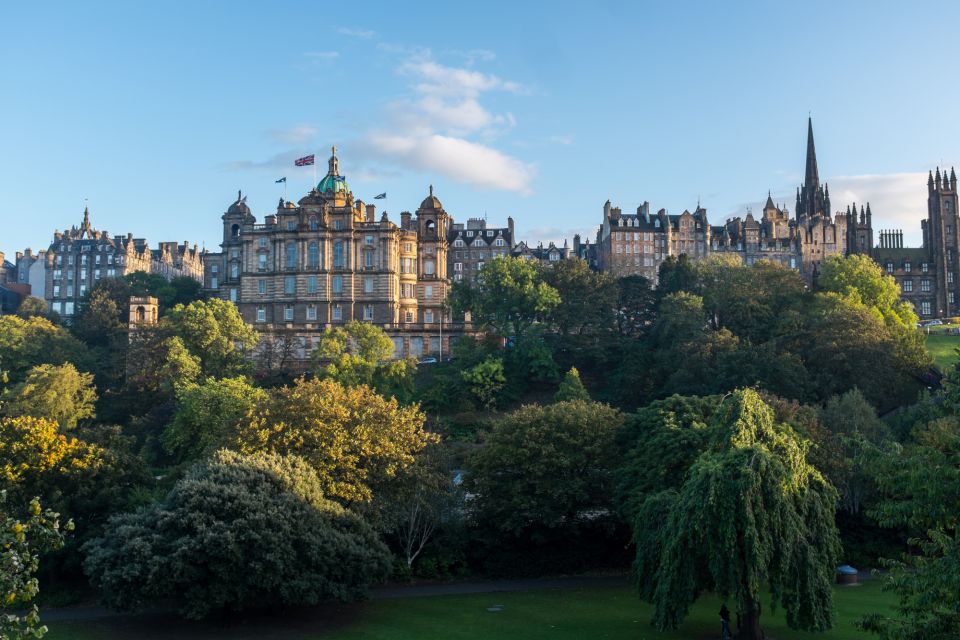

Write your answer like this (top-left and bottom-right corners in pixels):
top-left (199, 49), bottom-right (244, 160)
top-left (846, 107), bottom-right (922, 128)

top-left (317, 146), bottom-right (350, 195)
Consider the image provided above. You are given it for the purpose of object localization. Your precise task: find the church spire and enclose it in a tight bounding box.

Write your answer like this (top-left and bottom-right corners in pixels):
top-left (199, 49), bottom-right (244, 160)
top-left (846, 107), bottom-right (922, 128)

top-left (805, 117), bottom-right (820, 191)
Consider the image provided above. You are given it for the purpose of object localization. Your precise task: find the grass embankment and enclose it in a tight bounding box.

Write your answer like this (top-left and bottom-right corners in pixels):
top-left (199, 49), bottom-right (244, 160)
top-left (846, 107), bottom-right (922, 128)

top-left (923, 323), bottom-right (960, 371)
top-left (46, 582), bottom-right (894, 640)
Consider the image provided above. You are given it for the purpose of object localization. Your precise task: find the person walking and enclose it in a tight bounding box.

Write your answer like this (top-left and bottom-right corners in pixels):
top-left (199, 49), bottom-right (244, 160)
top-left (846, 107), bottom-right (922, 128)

top-left (719, 603), bottom-right (732, 639)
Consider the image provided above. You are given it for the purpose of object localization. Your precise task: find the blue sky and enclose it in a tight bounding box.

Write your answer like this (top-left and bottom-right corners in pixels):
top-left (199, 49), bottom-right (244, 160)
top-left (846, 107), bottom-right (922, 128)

top-left (2, 1), bottom-right (959, 258)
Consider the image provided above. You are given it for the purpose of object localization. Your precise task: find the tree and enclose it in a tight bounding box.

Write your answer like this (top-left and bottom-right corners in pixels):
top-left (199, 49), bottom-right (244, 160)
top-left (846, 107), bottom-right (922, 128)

top-left (468, 401), bottom-right (623, 538)
top-left (819, 254), bottom-right (917, 328)
top-left (1, 492), bottom-right (70, 639)
top-left (860, 414), bottom-right (960, 639)
top-left (615, 275), bottom-right (656, 337)
top-left (162, 376), bottom-right (267, 463)
top-left (0, 315), bottom-right (92, 383)
top-left (163, 298), bottom-right (258, 378)
top-left (449, 256), bottom-right (560, 344)
top-left (460, 358), bottom-right (506, 410)
top-left (15, 296), bottom-right (48, 319)
top-left (234, 378), bottom-right (434, 503)
top-left (542, 258), bottom-right (616, 336)
top-left (83, 450), bottom-right (391, 619)
top-left (311, 321), bottom-right (414, 398)
top-left (629, 389), bottom-right (841, 640)
top-left (2, 363), bottom-right (98, 430)
top-left (555, 367), bottom-right (590, 402)
top-left (656, 254), bottom-right (698, 299)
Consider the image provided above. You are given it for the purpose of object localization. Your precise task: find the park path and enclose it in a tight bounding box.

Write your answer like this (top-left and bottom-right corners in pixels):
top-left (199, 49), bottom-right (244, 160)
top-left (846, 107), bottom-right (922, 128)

top-left (40, 574), bottom-right (630, 622)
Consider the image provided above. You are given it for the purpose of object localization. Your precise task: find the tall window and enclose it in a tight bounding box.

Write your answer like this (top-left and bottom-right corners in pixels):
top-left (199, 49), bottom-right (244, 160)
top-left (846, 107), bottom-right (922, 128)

top-left (308, 242), bottom-right (319, 267)
top-left (307, 276), bottom-right (317, 294)
top-left (424, 260), bottom-right (435, 275)
top-left (307, 305), bottom-right (317, 320)
top-left (229, 288), bottom-right (238, 302)
top-left (333, 241), bottom-right (344, 268)
top-left (286, 242), bottom-right (297, 268)
top-left (425, 285), bottom-right (433, 299)
top-left (921, 301), bottom-right (931, 316)
top-left (284, 276), bottom-right (295, 294)
top-left (309, 217), bottom-right (319, 231)
top-left (259, 237), bottom-right (268, 248)
top-left (903, 280), bottom-right (913, 292)
top-left (425, 309), bottom-right (434, 323)
top-left (365, 251), bottom-right (374, 267)
top-left (284, 305), bottom-right (294, 321)
top-left (364, 276), bottom-right (373, 293)
top-left (363, 305), bottom-right (373, 321)
top-left (332, 275), bottom-right (343, 294)
top-left (258, 254), bottom-right (268, 270)
top-left (949, 272), bottom-right (955, 284)
top-left (905, 261), bottom-right (912, 273)
top-left (258, 279), bottom-right (266, 295)
top-left (921, 279), bottom-right (932, 292)
top-left (256, 307), bottom-right (266, 322)
top-left (333, 304), bottom-right (342, 321)
top-left (230, 263), bottom-right (238, 278)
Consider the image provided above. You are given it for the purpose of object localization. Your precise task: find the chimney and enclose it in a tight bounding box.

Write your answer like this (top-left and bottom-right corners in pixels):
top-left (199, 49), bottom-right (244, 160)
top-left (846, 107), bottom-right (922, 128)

top-left (401, 211), bottom-right (412, 229)
top-left (366, 204), bottom-right (376, 223)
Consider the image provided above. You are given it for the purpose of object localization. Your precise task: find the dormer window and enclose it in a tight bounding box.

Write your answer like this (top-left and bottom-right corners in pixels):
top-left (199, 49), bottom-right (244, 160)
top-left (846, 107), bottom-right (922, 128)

top-left (655, 219), bottom-right (661, 228)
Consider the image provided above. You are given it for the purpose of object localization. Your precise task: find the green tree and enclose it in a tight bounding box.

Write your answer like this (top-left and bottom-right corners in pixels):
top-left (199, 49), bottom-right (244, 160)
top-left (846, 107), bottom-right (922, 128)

top-left (311, 321), bottom-right (414, 398)
top-left (2, 363), bottom-right (97, 430)
top-left (860, 415), bottom-right (960, 639)
top-left (234, 378), bottom-right (434, 503)
top-left (15, 296), bottom-right (48, 319)
top-left (819, 254), bottom-right (917, 327)
top-left (555, 367), bottom-right (590, 402)
top-left (461, 357), bottom-right (506, 410)
top-left (467, 401), bottom-right (623, 538)
top-left (1, 492), bottom-right (70, 639)
top-left (0, 315), bottom-right (93, 383)
top-left (615, 274), bottom-right (656, 337)
top-left (542, 258), bottom-right (616, 336)
top-left (83, 450), bottom-right (391, 619)
top-left (630, 389), bottom-right (841, 640)
top-left (656, 254), bottom-right (698, 299)
top-left (163, 298), bottom-right (258, 378)
top-left (449, 256), bottom-right (560, 344)
top-left (162, 376), bottom-right (266, 463)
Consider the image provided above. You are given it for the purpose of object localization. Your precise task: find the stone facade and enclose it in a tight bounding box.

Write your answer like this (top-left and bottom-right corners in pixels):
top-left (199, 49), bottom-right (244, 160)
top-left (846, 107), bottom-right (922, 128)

top-left (38, 208), bottom-right (203, 318)
top-left (202, 148), bottom-right (462, 363)
top-left (513, 240), bottom-right (570, 266)
top-left (448, 216), bottom-right (514, 282)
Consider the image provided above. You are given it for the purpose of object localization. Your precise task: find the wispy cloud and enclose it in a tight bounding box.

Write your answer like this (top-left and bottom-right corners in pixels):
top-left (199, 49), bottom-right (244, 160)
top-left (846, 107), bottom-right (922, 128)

top-left (337, 27), bottom-right (375, 39)
top-left (303, 51), bottom-right (340, 63)
top-left (357, 53), bottom-right (534, 193)
top-left (521, 224), bottom-right (597, 246)
top-left (548, 134), bottom-right (574, 146)
top-left (223, 150), bottom-right (314, 173)
top-left (266, 124), bottom-right (318, 145)
top-left (829, 172), bottom-right (928, 245)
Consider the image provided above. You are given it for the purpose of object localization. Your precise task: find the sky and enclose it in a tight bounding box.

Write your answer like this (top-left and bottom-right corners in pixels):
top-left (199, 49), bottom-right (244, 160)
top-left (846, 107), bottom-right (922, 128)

top-left (3, 1), bottom-right (960, 259)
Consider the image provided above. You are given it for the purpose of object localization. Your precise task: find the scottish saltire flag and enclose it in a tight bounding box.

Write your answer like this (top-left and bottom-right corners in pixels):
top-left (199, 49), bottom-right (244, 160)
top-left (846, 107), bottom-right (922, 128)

top-left (374, 192), bottom-right (387, 199)
top-left (294, 154), bottom-right (315, 166)
top-left (275, 177), bottom-right (286, 183)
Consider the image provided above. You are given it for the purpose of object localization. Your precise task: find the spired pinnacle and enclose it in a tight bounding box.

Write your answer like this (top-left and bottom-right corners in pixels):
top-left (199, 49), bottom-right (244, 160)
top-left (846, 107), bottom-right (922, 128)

top-left (805, 117), bottom-right (820, 190)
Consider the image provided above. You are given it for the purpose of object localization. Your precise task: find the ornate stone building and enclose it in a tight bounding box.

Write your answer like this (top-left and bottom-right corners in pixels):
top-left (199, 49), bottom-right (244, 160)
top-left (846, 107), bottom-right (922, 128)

top-left (592, 118), bottom-right (851, 283)
top-left (870, 168), bottom-right (958, 319)
top-left (36, 208), bottom-right (203, 318)
top-left (202, 148), bottom-right (461, 362)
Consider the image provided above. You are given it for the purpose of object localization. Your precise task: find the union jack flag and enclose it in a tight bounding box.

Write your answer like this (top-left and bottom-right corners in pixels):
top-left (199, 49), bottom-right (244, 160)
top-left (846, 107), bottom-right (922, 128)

top-left (294, 154), bottom-right (315, 167)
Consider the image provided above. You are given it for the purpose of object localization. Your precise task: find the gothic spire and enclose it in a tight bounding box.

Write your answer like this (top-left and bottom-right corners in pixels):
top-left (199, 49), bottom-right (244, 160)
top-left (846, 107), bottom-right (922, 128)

top-left (804, 117), bottom-right (820, 191)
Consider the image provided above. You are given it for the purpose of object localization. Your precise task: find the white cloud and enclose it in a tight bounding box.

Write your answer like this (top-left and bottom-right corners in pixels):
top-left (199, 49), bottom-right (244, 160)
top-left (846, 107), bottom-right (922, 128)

top-left (548, 134), bottom-right (574, 146)
top-left (266, 124), bottom-right (318, 145)
top-left (337, 27), bottom-right (375, 39)
top-left (829, 172), bottom-right (928, 245)
top-left (521, 225), bottom-right (597, 247)
top-left (355, 51), bottom-right (533, 193)
top-left (303, 51), bottom-right (340, 62)
top-left (366, 132), bottom-right (535, 194)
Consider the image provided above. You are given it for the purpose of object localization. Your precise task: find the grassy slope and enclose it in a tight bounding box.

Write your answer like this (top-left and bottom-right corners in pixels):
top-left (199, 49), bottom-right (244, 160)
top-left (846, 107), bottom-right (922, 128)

top-left (46, 582), bottom-right (894, 640)
top-left (924, 324), bottom-right (960, 371)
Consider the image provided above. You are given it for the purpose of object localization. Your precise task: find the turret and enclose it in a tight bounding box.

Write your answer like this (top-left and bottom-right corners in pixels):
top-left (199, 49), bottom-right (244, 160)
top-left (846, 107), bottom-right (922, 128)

top-left (929, 170), bottom-right (935, 194)
top-left (951, 167), bottom-right (958, 192)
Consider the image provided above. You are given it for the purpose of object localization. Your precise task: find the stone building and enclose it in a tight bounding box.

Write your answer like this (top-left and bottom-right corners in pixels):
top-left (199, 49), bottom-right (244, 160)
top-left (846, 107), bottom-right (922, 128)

top-left (870, 168), bottom-right (958, 319)
top-left (595, 199), bottom-right (710, 283)
top-left (592, 118), bottom-right (851, 283)
top-left (513, 240), bottom-right (570, 266)
top-left (447, 216), bottom-right (514, 282)
top-left (37, 207), bottom-right (203, 318)
top-left (202, 148), bottom-right (462, 363)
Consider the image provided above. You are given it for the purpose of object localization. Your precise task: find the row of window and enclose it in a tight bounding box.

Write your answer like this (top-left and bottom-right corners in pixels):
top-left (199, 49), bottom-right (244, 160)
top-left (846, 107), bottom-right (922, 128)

top-left (255, 306), bottom-right (438, 324)
top-left (451, 237), bottom-right (508, 248)
top-left (886, 261), bottom-right (931, 273)
top-left (213, 275), bottom-right (437, 299)
top-left (55, 254), bottom-right (119, 266)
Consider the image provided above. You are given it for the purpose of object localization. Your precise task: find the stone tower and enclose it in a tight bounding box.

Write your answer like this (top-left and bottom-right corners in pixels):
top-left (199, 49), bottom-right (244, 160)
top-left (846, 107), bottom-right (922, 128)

top-left (927, 167), bottom-right (960, 316)
top-left (128, 296), bottom-right (159, 327)
top-left (796, 118), bottom-right (830, 225)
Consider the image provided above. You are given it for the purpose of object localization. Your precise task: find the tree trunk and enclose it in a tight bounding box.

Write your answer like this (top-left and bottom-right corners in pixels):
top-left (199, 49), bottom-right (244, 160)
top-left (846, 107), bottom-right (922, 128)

top-left (736, 600), bottom-right (764, 640)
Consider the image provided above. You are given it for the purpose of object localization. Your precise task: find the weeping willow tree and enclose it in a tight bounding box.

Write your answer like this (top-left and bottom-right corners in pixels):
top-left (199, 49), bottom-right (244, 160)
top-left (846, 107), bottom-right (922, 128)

top-left (630, 389), bottom-right (841, 640)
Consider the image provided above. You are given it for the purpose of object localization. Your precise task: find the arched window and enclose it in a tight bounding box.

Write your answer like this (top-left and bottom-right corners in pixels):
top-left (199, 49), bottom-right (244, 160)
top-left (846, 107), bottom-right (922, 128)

top-left (309, 216), bottom-right (319, 231)
top-left (333, 241), bottom-right (344, 268)
top-left (135, 306), bottom-right (145, 322)
top-left (231, 224), bottom-right (240, 237)
top-left (424, 259), bottom-right (435, 275)
top-left (425, 219), bottom-right (436, 233)
top-left (308, 242), bottom-right (319, 267)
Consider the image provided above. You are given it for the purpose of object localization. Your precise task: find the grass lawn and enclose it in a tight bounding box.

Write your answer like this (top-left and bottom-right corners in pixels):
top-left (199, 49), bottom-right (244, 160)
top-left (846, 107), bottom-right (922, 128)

top-left (923, 323), bottom-right (960, 371)
top-left (44, 581), bottom-right (895, 640)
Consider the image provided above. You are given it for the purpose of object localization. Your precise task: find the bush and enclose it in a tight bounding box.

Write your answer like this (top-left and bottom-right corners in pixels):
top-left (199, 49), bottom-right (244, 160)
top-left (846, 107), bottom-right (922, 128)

top-left (83, 450), bottom-right (390, 619)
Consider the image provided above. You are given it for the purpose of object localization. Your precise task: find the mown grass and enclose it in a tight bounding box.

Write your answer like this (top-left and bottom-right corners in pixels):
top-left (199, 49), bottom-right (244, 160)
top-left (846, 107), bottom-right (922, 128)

top-left (45, 581), bottom-right (894, 640)
top-left (923, 323), bottom-right (960, 371)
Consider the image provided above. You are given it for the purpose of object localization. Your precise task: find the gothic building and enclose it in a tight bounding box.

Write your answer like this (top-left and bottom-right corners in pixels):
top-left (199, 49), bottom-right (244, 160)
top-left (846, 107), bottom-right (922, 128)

top-left (33, 208), bottom-right (203, 318)
top-left (202, 148), bottom-right (461, 363)
top-left (593, 118), bottom-right (852, 282)
top-left (871, 168), bottom-right (958, 318)
top-left (447, 216), bottom-right (514, 282)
